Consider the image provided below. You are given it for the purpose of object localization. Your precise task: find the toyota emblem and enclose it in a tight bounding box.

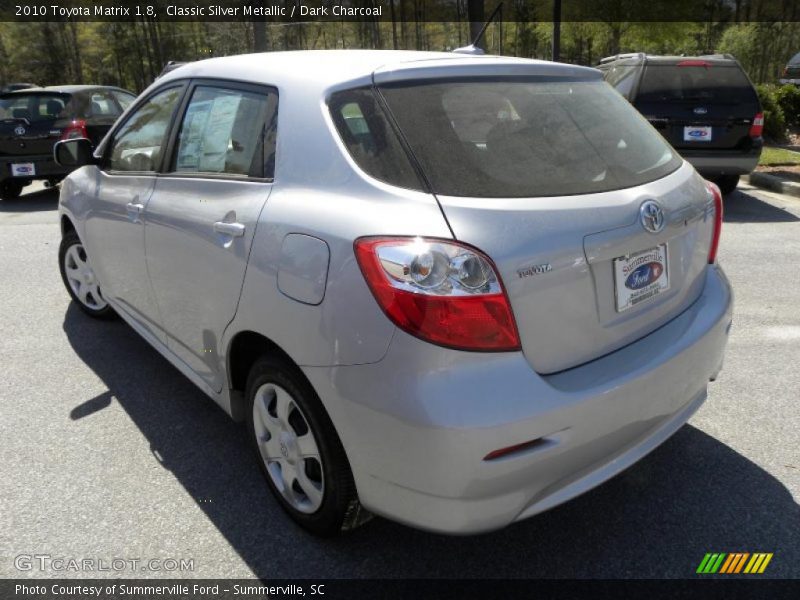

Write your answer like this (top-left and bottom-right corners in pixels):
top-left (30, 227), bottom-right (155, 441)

top-left (640, 200), bottom-right (665, 234)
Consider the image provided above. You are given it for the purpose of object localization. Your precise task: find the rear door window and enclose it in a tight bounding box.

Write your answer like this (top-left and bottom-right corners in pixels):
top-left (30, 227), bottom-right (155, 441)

top-left (171, 85), bottom-right (278, 178)
top-left (637, 63), bottom-right (757, 104)
top-left (375, 79), bottom-right (681, 198)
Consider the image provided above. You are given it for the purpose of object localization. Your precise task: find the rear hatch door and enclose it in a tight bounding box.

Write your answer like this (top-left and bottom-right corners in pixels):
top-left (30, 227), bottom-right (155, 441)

top-left (375, 61), bottom-right (716, 373)
top-left (0, 92), bottom-right (71, 157)
top-left (633, 61), bottom-right (759, 151)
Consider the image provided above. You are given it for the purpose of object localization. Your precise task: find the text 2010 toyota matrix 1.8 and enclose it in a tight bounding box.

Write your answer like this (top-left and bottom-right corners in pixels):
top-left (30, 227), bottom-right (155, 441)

top-left (55, 51), bottom-right (732, 536)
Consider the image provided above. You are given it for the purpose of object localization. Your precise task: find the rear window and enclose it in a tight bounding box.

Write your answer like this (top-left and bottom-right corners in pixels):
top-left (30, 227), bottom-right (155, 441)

top-left (637, 63), bottom-right (757, 104)
top-left (374, 79), bottom-right (681, 198)
top-left (0, 93), bottom-right (70, 122)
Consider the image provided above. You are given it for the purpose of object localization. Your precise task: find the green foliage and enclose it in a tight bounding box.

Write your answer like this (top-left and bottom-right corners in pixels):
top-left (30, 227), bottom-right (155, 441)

top-left (775, 84), bottom-right (800, 128)
top-left (755, 84), bottom-right (787, 142)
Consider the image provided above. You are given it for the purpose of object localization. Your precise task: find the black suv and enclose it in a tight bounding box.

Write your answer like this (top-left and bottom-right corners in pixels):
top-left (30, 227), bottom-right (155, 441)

top-left (0, 85), bottom-right (136, 200)
top-left (598, 53), bottom-right (763, 195)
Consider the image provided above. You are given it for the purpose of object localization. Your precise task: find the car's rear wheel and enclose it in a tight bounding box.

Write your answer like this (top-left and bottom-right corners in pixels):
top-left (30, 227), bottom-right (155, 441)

top-left (0, 180), bottom-right (23, 200)
top-left (58, 231), bottom-right (115, 319)
top-left (245, 355), bottom-right (370, 536)
top-left (715, 174), bottom-right (740, 196)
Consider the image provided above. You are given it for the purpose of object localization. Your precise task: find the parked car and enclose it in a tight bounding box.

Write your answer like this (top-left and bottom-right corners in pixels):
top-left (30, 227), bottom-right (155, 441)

top-left (598, 53), bottom-right (763, 195)
top-left (0, 85), bottom-right (136, 200)
top-left (779, 51), bottom-right (800, 86)
top-left (1, 82), bottom-right (38, 93)
top-left (55, 50), bottom-right (732, 536)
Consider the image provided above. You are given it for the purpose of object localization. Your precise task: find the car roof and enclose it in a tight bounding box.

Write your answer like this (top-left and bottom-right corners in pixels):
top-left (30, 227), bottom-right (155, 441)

top-left (2, 85), bottom-right (134, 95)
top-left (156, 49), bottom-right (600, 93)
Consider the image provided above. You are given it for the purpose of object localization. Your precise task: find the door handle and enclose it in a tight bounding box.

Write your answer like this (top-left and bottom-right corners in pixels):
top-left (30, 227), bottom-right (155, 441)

top-left (213, 221), bottom-right (245, 237)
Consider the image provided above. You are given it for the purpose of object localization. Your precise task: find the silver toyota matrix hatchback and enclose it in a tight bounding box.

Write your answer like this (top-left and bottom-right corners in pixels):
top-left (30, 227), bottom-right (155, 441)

top-left (55, 50), bottom-right (732, 536)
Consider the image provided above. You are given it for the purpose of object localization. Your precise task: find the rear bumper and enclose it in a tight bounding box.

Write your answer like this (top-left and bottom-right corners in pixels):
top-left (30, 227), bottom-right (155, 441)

top-left (681, 147), bottom-right (761, 177)
top-left (303, 265), bottom-right (733, 534)
top-left (1, 153), bottom-right (69, 181)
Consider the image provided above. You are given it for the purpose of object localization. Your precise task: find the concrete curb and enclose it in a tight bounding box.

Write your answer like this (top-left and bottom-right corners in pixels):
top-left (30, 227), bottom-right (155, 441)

top-left (747, 172), bottom-right (800, 199)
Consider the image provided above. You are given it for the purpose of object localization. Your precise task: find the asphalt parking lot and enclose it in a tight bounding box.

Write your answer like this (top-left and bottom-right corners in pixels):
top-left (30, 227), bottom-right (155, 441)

top-left (1, 181), bottom-right (798, 579)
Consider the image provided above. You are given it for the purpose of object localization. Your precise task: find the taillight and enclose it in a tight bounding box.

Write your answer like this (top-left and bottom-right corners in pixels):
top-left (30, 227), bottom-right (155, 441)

top-left (749, 113), bottom-right (764, 138)
top-left (706, 181), bottom-right (723, 264)
top-left (354, 237), bottom-right (521, 352)
top-left (60, 119), bottom-right (88, 140)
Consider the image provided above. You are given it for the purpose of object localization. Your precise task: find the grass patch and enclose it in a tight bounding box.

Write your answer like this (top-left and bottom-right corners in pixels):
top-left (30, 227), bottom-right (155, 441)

top-left (760, 147), bottom-right (800, 166)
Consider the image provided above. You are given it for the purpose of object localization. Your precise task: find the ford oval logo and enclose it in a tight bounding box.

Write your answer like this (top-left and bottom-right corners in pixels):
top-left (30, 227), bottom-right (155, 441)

top-left (688, 129), bottom-right (709, 138)
top-left (640, 200), bottom-right (665, 233)
top-left (693, 107), bottom-right (708, 115)
top-left (625, 262), bottom-right (664, 290)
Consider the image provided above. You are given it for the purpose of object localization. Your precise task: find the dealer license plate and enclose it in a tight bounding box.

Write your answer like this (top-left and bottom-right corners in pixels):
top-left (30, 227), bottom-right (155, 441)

top-left (684, 126), bottom-right (712, 142)
top-left (613, 244), bottom-right (670, 312)
top-left (11, 162), bottom-right (35, 177)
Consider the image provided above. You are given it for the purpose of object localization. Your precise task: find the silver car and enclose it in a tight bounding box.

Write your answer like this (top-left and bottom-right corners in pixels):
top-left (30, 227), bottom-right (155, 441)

top-left (55, 50), bottom-right (732, 536)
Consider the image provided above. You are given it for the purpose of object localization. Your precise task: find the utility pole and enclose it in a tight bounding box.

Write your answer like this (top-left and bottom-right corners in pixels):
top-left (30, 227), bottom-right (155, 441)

top-left (552, 0), bottom-right (561, 62)
top-left (468, 0), bottom-right (486, 50)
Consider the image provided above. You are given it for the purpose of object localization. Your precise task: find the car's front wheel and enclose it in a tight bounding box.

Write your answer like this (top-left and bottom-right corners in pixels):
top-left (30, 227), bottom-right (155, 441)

top-left (0, 180), bottom-right (23, 200)
top-left (58, 231), bottom-right (115, 319)
top-left (246, 355), bottom-right (370, 536)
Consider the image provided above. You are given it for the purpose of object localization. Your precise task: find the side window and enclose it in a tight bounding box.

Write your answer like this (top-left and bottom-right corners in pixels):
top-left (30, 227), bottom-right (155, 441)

top-left (88, 92), bottom-right (121, 117)
top-left (606, 65), bottom-right (637, 99)
top-left (172, 85), bottom-right (278, 178)
top-left (329, 87), bottom-right (423, 190)
top-left (107, 87), bottom-right (182, 173)
top-left (112, 91), bottom-right (136, 111)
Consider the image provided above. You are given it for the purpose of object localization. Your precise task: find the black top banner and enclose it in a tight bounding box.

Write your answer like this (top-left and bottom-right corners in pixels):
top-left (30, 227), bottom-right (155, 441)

top-left (0, 0), bottom-right (799, 22)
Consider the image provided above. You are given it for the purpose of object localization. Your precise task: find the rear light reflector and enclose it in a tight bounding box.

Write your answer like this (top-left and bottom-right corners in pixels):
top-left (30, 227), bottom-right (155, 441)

top-left (484, 437), bottom-right (547, 461)
top-left (749, 112), bottom-right (764, 138)
top-left (354, 237), bottom-right (521, 352)
top-left (60, 119), bottom-right (88, 140)
top-left (706, 181), bottom-right (723, 264)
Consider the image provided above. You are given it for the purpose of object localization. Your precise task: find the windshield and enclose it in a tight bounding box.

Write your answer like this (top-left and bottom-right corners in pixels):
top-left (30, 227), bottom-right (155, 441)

top-left (375, 78), bottom-right (681, 198)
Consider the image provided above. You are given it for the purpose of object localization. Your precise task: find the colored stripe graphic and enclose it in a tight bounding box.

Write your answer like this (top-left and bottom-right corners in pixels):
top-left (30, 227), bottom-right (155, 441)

top-left (699, 552), bottom-right (773, 574)
top-left (744, 553), bottom-right (774, 574)
top-left (697, 553), bottom-right (727, 573)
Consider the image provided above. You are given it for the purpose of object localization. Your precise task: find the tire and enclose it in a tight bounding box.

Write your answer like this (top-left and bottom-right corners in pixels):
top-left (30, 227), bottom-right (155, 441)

top-left (0, 180), bottom-right (23, 200)
top-left (245, 355), bottom-right (370, 536)
top-left (58, 231), bottom-right (116, 319)
top-left (715, 174), bottom-right (740, 196)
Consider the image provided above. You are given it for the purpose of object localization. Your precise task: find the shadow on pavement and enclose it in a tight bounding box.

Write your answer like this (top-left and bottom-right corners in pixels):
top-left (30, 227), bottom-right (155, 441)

top-left (0, 186), bottom-right (59, 212)
top-left (63, 303), bottom-right (800, 578)
top-left (725, 187), bottom-right (799, 223)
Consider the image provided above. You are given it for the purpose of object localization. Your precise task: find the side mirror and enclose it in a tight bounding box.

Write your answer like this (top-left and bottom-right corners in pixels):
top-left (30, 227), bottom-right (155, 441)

top-left (54, 138), bottom-right (95, 168)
